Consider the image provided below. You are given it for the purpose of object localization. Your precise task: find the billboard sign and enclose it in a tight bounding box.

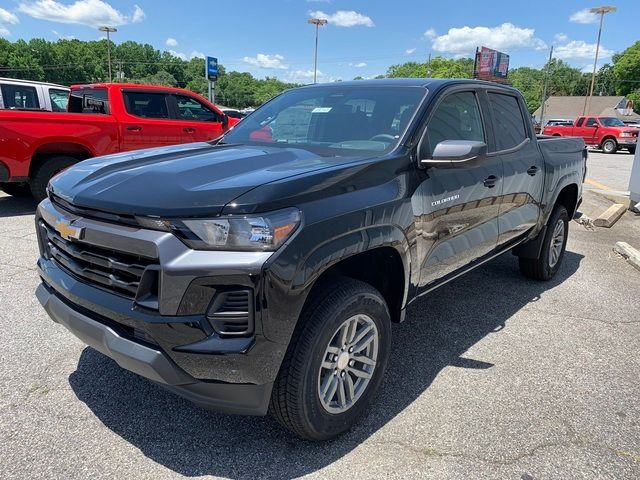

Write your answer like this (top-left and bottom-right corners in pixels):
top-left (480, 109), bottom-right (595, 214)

top-left (206, 56), bottom-right (218, 81)
top-left (476, 46), bottom-right (509, 79)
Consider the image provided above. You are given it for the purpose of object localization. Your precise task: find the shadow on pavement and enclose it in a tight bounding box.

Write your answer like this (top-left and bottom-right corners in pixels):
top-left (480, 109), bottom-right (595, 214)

top-left (69, 250), bottom-right (583, 479)
top-left (0, 195), bottom-right (37, 218)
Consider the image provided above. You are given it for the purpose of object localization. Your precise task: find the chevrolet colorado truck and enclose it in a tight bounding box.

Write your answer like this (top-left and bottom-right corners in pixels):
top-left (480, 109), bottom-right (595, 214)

top-left (35, 79), bottom-right (586, 440)
top-left (542, 115), bottom-right (638, 154)
top-left (0, 83), bottom-right (237, 201)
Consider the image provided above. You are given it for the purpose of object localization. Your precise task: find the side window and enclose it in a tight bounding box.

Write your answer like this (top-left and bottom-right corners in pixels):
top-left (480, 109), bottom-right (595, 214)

top-left (1, 84), bottom-right (40, 109)
top-left (48, 89), bottom-right (69, 112)
top-left (175, 95), bottom-right (221, 122)
top-left (426, 91), bottom-right (484, 155)
top-left (576, 117), bottom-right (585, 127)
top-left (68, 88), bottom-right (109, 114)
top-left (585, 117), bottom-right (598, 127)
top-left (488, 93), bottom-right (527, 151)
top-left (123, 92), bottom-right (170, 119)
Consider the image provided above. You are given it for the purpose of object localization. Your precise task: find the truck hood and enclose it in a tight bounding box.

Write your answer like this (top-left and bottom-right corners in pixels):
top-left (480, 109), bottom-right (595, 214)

top-left (49, 142), bottom-right (357, 217)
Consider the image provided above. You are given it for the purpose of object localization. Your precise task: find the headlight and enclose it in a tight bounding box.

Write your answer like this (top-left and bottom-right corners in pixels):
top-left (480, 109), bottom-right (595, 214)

top-left (620, 132), bottom-right (633, 138)
top-left (139, 208), bottom-right (301, 251)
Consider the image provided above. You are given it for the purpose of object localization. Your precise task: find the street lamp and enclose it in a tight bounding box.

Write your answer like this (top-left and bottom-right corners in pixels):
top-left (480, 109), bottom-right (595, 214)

top-left (98, 26), bottom-right (117, 82)
top-left (582, 6), bottom-right (616, 115)
top-left (307, 18), bottom-right (328, 84)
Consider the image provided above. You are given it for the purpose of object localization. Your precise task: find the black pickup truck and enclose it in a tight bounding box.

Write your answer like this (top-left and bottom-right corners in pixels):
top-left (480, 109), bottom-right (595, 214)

top-left (35, 79), bottom-right (586, 440)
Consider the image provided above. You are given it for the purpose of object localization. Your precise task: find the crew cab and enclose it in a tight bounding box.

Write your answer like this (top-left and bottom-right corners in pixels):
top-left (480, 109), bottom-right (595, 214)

top-left (543, 115), bottom-right (638, 154)
top-left (0, 77), bottom-right (69, 112)
top-left (0, 83), bottom-right (238, 200)
top-left (35, 79), bottom-right (586, 440)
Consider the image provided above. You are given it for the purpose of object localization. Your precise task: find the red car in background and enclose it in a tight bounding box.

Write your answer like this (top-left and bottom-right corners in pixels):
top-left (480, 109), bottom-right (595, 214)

top-left (542, 116), bottom-right (638, 154)
top-left (0, 83), bottom-right (239, 200)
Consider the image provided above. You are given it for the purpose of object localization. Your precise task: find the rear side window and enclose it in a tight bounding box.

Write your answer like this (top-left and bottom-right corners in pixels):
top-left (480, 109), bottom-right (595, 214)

top-left (48, 89), bottom-right (69, 112)
top-left (576, 118), bottom-right (584, 127)
top-left (426, 91), bottom-right (485, 155)
top-left (488, 93), bottom-right (527, 151)
top-left (175, 95), bottom-right (221, 122)
top-left (123, 92), bottom-right (170, 119)
top-left (1, 84), bottom-right (40, 109)
top-left (68, 88), bottom-right (109, 114)
top-left (585, 118), bottom-right (598, 127)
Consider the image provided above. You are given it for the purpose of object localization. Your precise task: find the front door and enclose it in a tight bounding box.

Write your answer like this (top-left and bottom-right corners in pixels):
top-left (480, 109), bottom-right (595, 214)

top-left (581, 117), bottom-right (600, 145)
top-left (173, 94), bottom-right (225, 143)
top-left (413, 89), bottom-right (503, 289)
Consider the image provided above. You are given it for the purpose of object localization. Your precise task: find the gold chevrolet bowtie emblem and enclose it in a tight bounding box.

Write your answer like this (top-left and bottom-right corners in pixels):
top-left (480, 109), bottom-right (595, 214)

top-left (54, 220), bottom-right (83, 241)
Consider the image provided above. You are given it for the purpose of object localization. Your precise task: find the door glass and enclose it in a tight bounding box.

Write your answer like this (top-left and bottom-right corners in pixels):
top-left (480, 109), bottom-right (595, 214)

top-left (1, 84), bottom-right (40, 109)
top-left (576, 117), bottom-right (584, 127)
top-left (123, 92), bottom-right (170, 119)
top-left (426, 91), bottom-right (484, 155)
top-left (68, 88), bottom-right (109, 114)
top-left (585, 118), bottom-right (598, 127)
top-left (48, 89), bottom-right (69, 112)
top-left (175, 95), bottom-right (220, 122)
top-left (488, 93), bottom-right (527, 151)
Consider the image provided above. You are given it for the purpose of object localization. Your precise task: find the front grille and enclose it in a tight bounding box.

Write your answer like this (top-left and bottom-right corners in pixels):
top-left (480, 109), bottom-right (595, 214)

top-left (206, 290), bottom-right (253, 336)
top-left (39, 220), bottom-right (158, 298)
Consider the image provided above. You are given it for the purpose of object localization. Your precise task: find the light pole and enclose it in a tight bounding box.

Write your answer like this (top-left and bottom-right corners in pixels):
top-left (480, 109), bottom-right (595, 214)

top-left (98, 26), bottom-right (117, 82)
top-left (582, 6), bottom-right (616, 115)
top-left (307, 18), bottom-right (328, 84)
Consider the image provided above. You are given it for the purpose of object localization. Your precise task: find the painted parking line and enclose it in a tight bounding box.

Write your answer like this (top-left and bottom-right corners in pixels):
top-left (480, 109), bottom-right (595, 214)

top-left (584, 178), bottom-right (612, 190)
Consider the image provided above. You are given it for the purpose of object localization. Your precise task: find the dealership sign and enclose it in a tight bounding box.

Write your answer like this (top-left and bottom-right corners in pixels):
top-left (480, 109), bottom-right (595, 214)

top-left (206, 56), bottom-right (218, 81)
top-left (476, 47), bottom-right (509, 79)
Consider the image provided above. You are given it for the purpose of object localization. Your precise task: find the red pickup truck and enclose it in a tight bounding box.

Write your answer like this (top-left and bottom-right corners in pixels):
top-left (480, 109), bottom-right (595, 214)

top-left (542, 116), bottom-right (638, 155)
top-left (0, 83), bottom-right (238, 200)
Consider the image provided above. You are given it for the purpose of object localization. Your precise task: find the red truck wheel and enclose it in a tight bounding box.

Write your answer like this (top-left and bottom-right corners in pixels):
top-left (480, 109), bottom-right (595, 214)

top-left (601, 138), bottom-right (617, 154)
top-left (30, 156), bottom-right (77, 202)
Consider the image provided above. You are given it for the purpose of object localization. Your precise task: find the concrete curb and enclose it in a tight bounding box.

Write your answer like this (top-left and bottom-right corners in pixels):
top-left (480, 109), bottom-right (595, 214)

top-left (594, 203), bottom-right (626, 228)
top-left (614, 242), bottom-right (640, 272)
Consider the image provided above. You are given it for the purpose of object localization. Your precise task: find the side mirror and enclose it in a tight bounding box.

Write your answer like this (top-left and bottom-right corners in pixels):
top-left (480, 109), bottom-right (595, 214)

top-left (222, 114), bottom-right (229, 129)
top-left (420, 140), bottom-right (487, 168)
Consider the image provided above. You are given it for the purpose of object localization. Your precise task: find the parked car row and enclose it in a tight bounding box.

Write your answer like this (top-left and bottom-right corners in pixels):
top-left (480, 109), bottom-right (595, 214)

top-left (0, 77), bottom-right (69, 111)
top-left (0, 82), bottom-right (240, 200)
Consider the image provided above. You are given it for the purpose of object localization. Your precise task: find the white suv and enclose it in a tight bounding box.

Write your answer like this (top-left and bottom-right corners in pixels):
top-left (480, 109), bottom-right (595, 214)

top-left (0, 78), bottom-right (69, 111)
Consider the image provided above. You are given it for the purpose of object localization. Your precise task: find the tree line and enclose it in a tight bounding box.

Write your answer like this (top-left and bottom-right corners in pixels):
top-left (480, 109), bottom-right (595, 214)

top-left (1, 37), bottom-right (639, 112)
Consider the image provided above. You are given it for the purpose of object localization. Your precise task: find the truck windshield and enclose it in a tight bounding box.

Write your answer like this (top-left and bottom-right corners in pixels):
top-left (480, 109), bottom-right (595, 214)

top-left (599, 117), bottom-right (625, 127)
top-left (221, 85), bottom-right (426, 156)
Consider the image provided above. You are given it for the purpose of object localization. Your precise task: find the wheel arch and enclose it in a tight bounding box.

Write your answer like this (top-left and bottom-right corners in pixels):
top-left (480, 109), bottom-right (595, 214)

top-left (28, 142), bottom-right (94, 178)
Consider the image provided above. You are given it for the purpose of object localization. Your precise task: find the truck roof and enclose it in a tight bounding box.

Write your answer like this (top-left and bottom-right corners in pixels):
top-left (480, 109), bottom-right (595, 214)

top-left (69, 82), bottom-right (200, 95)
top-left (300, 78), bottom-right (519, 92)
top-left (0, 77), bottom-right (69, 89)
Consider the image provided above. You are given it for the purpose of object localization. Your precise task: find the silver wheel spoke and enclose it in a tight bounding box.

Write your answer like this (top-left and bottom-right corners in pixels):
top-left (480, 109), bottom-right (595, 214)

top-left (323, 376), bottom-right (339, 404)
top-left (321, 360), bottom-right (334, 370)
top-left (352, 330), bottom-right (376, 353)
top-left (352, 354), bottom-right (376, 366)
top-left (337, 378), bottom-right (347, 406)
top-left (349, 365), bottom-right (372, 379)
top-left (349, 323), bottom-right (373, 348)
top-left (345, 373), bottom-right (355, 401)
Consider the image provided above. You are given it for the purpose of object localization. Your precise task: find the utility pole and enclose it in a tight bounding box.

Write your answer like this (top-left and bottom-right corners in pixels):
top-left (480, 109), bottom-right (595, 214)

top-left (539, 45), bottom-right (554, 126)
top-left (582, 5), bottom-right (616, 115)
top-left (98, 26), bottom-right (117, 82)
top-left (307, 18), bottom-right (328, 84)
top-left (426, 52), bottom-right (432, 78)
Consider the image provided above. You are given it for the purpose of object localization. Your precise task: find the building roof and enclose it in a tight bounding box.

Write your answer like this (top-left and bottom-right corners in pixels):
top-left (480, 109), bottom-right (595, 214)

top-left (533, 95), bottom-right (640, 122)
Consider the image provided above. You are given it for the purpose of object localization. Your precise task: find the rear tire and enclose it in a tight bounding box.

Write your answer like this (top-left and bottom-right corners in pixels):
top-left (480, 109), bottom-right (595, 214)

top-left (601, 138), bottom-right (617, 154)
top-left (30, 156), bottom-right (78, 202)
top-left (519, 205), bottom-right (569, 281)
top-left (1, 182), bottom-right (31, 197)
top-left (269, 277), bottom-right (392, 441)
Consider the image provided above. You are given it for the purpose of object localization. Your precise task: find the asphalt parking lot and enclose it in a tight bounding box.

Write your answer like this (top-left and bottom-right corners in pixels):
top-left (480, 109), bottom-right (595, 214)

top-left (1, 154), bottom-right (639, 479)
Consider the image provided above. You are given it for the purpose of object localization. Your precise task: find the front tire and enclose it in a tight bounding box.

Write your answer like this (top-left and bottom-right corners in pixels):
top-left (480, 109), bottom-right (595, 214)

top-left (601, 138), bottom-right (617, 154)
top-left (519, 205), bottom-right (569, 281)
top-left (269, 277), bottom-right (391, 441)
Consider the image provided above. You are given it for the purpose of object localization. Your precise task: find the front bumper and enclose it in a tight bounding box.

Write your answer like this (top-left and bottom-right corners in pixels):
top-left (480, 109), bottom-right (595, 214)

top-left (36, 283), bottom-right (272, 415)
top-left (618, 138), bottom-right (637, 148)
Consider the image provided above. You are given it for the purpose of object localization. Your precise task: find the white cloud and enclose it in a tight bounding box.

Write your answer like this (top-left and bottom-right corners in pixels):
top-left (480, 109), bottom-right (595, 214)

top-left (168, 49), bottom-right (186, 60)
top-left (570, 9), bottom-right (598, 24)
top-left (190, 50), bottom-right (205, 59)
top-left (131, 4), bottom-right (144, 23)
top-left (350, 62), bottom-right (367, 68)
top-left (166, 37), bottom-right (177, 47)
top-left (554, 40), bottom-right (614, 60)
top-left (430, 23), bottom-right (546, 56)
top-left (309, 10), bottom-right (374, 27)
top-left (17, 0), bottom-right (146, 27)
top-left (243, 53), bottom-right (288, 69)
top-left (405, 47), bottom-right (416, 55)
top-left (554, 33), bottom-right (568, 44)
top-left (306, 0), bottom-right (332, 2)
top-left (286, 69), bottom-right (338, 83)
top-left (52, 29), bottom-right (75, 39)
top-left (0, 7), bottom-right (19, 35)
top-left (424, 28), bottom-right (437, 39)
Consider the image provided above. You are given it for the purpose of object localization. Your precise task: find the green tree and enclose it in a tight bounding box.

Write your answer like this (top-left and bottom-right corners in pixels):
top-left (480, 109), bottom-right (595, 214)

top-left (612, 41), bottom-right (640, 96)
top-left (386, 57), bottom-right (473, 79)
top-left (509, 67), bottom-right (543, 112)
top-left (141, 70), bottom-right (177, 86)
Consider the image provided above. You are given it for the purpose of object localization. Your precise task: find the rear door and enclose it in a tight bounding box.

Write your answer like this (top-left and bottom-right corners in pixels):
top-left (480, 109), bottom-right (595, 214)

top-left (414, 88), bottom-right (503, 288)
top-left (0, 83), bottom-right (40, 109)
top-left (120, 90), bottom-right (183, 151)
top-left (172, 94), bottom-right (225, 142)
top-left (485, 90), bottom-right (543, 246)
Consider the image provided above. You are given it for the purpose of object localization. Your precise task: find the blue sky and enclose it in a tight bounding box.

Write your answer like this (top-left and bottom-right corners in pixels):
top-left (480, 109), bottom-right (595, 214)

top-left (0, 0), bottom-right (635, 82)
